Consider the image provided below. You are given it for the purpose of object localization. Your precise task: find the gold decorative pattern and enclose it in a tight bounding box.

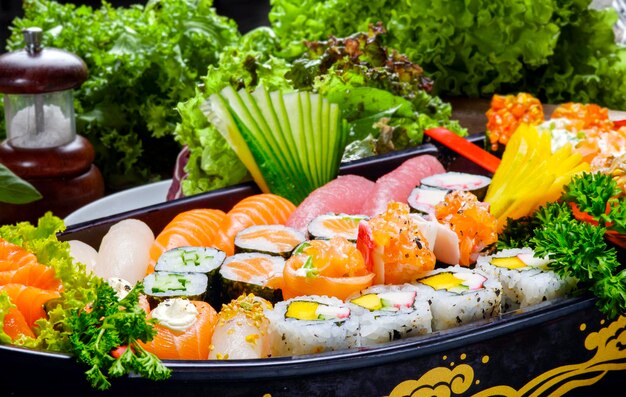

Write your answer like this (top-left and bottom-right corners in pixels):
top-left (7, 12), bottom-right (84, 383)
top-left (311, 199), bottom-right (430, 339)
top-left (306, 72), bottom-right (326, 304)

top-left (388, 315), bottom-right (626, 396)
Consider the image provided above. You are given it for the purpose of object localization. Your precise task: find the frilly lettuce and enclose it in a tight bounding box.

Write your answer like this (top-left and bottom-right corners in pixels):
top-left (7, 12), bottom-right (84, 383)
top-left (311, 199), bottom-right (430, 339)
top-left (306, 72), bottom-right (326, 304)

top-left (269, 0), bottom-right (626, 109)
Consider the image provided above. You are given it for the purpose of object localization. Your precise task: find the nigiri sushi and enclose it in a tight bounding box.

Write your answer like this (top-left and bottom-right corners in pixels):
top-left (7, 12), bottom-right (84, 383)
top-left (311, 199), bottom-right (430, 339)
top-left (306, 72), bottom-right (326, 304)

top-left (209, 294), bottom-right (272, 360)
top-left (67, 240), bottom-right (98, 274)
top-left (94, 219), bottom-right (155, 284)
top-left (138, 298), bottom-right (218, 360)
top-left (148, 208), bottom-right (226, 274)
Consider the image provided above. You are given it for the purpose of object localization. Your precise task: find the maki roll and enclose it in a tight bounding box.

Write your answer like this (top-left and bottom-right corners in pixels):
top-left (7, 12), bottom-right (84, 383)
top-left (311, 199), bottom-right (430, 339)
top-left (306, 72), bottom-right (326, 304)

top-left (475, 247), bottom-right (578, 312)
top-left (143, 271), bottom-right (209, 309)
top-left (412, 265), bottom-right (502, 331)
top-left (306, 213), bottom-right (369, 241)
top-left (420, 171), bottom-right (491, 201)
top-left (154, 246), bottom-right (226, 308)
top-left (219, 252), bottom-right (285, 304)
top-left (209, 293), bottom-right (273, 360)
top-left (348, 284), bottom-right (432, 346)
top-left (407, 187), bottom-right (448, 218)
top-left (266, 295), bottom-right (360, 356)
top-left (234, 224), bottom-right (305, 258)
top-left (155, 246), bottom-right (226, 273)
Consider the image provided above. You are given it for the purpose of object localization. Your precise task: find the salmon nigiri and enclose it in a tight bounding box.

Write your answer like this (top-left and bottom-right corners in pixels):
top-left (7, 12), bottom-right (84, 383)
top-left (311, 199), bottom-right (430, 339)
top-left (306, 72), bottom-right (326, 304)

top-left (0, 283), bottom-right (61, 328)
top-left (147, 209), bottom-right (226, 274)
top-left (139, 299), bottom-right (218, 360)
top-left (213, 194), bottom-right (296, 256)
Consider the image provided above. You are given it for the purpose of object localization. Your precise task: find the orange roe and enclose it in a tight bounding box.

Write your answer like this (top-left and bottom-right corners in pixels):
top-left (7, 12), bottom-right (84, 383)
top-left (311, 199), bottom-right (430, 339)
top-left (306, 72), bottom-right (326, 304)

top-left (367, 202), bottom-right (436, 284)
top-left (551, 102), bottom-right (614, 132)
top-left (435, 191), bottom-right (498, 266)
top-left (486, 92), bottom-right (544, 151)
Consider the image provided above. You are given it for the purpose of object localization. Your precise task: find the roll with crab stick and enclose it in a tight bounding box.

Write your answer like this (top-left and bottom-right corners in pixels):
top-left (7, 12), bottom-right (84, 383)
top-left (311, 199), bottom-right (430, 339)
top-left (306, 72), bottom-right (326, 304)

top-left (209, 293), bottom-right (272, 360)
top-left (281, 237), bottom-right (375, 301)
top-left (266, 295), bottom-right (361, 357)
top-left (410, 265), bottom-right (502, 332)
top-left (356, 201), bottom-right (436, 285)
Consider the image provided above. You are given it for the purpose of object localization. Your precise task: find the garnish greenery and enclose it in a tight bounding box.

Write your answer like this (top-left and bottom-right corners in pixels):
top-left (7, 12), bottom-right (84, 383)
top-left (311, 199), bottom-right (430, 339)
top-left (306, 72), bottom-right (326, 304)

top-left (268, 0), bottom-right (626, 110)
top-left (0, 213), bottom-right (169, 389)
top-left (562, 172), bottom-right (626, 234)
top-left (0, 164), bottom-right (42, 204)
top-left (498, 180), bottom-right (626, 319)
top-left (67, 282), bottom-right (171, 390)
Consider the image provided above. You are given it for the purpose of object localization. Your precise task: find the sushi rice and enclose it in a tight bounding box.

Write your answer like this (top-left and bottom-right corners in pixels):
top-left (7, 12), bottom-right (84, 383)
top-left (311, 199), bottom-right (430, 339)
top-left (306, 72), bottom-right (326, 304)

top-left (411, 265), bottom-right (502, 331)
top-left (348, 284), bottom-right (432, 346)
top-left (265, 295), bottom-right (361, 356)
top-left (475, 247), bottom-right (578, 312)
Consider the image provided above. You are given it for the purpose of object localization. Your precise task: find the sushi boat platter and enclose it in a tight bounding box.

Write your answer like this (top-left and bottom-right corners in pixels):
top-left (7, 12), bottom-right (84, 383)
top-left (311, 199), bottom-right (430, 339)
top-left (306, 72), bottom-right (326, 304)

top-left (1, 134), bottom-right (625, 397)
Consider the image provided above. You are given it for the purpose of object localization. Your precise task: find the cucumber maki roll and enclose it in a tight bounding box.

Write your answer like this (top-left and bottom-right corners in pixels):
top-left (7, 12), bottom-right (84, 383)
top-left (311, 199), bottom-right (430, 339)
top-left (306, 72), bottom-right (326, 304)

top-left (475, 247), bottom-right (577, 312)
top-left (219, 252), bottom-right (285, 305)
top-left (306, 213), bottom-right (368, 241)
top-left (234, 224), bottom-right (305, 258)
top-left (411, 265), bottom-right (502, 331)
top-left (266, 295), bottom-right (360, 356)
top-left (155, 246), bottom-right (226, 308)
top-left (348, 284), bottom-right (432, 346)
top-left (420, 171), bottom-right (491, 201)
top-left (143, 271), bottom-right (208, 309)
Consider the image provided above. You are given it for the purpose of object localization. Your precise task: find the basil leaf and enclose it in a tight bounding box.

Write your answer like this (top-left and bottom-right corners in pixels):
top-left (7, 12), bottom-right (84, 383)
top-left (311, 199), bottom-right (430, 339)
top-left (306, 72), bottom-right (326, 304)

top-left (0, 164), bottom-right (42, 204)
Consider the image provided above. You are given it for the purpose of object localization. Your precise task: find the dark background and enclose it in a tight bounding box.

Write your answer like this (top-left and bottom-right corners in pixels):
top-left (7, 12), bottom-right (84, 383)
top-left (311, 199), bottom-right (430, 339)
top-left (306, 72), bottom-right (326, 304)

top-left (0, 0), bottom-right (270, 53)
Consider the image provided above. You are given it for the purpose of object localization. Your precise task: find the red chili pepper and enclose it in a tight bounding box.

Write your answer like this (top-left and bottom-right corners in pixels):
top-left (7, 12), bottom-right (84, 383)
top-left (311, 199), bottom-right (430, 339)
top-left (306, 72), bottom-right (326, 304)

top-left (425, 127), bottom-right (501, 174)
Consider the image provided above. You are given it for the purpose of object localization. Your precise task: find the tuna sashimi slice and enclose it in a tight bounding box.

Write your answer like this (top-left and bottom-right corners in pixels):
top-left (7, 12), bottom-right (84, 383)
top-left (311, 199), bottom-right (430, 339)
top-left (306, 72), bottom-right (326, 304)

top-left (360, 155), bottom-right (445, 217)
top-left (286, 175), bottom-right (376, 233)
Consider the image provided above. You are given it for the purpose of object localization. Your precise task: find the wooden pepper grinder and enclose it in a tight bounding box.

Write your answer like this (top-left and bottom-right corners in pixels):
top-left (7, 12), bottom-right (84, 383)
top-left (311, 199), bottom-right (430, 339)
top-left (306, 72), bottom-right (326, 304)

top-left (0, 27), bottom-right (104, 224)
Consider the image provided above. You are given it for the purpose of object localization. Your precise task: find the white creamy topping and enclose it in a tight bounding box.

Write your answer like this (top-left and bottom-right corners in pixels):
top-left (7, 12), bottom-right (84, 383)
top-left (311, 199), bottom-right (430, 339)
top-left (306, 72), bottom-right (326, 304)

top-left (152, 298), bottom-right (198, 332)
top-left (537, 118), bottom-right (581, 152)
top-left (107, 277), bottom-right (134, 301)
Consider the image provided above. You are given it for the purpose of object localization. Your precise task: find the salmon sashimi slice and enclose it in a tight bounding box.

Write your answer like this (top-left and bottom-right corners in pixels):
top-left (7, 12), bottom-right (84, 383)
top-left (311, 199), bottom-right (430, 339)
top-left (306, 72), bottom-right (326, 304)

top-left (148, 209), bottom-right (226, 274)
top-left (139, 300), bottom-right (218, 360)
top-left (0, 284), bottom-right (61, 329)
top-left (0, 239), bottom-right (39, 271)
top-left (2, 306), bottom-right (35, 340)
top-left (213, 194), bottom-right (296, 256)
top-left (0, 262), bottom-right (62, 291)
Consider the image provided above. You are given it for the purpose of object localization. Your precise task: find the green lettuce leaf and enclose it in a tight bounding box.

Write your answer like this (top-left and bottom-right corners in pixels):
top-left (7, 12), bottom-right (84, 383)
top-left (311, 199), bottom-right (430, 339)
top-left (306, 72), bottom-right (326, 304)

top-left (0, 164), bottom-right (42, 204)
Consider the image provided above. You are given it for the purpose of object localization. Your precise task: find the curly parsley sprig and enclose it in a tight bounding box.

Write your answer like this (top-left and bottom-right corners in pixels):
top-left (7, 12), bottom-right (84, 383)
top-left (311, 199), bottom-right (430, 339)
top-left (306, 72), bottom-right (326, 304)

top-left (68, 281), bottom-right (171, 390)
top-left (562, 172), bottom-right (626, 234)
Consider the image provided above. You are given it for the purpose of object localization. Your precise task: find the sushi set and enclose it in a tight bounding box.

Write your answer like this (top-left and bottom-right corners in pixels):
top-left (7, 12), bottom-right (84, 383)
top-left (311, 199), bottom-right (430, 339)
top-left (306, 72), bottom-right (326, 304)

top-left (1, 135), bottom-right (625, 396)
